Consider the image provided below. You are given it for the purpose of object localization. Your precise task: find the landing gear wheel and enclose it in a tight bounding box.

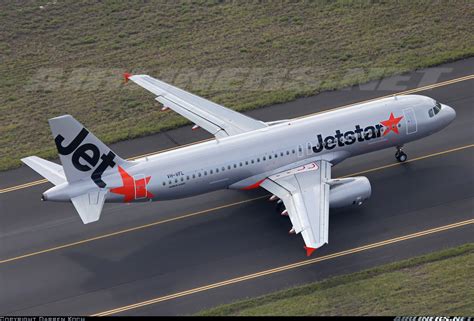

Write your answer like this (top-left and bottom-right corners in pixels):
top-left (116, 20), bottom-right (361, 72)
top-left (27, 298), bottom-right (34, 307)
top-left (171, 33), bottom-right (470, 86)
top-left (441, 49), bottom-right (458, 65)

top-left (395, 146), bottom-right (407, 163)
top-left (395, 151), bottom-right (407, 162)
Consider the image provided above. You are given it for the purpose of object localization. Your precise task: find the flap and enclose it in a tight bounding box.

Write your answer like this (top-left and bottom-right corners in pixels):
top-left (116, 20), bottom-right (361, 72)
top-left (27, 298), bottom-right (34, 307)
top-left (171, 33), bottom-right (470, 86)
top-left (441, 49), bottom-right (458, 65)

top-left (261, 160), bottom-right (331, 253)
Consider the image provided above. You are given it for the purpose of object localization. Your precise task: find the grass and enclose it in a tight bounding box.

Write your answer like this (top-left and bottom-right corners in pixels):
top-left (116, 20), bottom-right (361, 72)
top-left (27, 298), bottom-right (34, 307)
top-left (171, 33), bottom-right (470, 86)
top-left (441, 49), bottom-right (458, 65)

top-left (197, 243), bottom-right (474, 316)
top-left (1, 1), bottom-right (473, 171)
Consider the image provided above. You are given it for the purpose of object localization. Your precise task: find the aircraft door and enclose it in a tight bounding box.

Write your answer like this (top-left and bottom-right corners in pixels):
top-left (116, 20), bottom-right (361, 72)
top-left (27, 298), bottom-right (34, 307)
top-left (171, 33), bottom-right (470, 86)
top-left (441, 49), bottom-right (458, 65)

top-left (134, 174), bottom-right (147, 200)
top-left (297, 144), bottom-right (304, 158)
top-left (403, 108), bottom-right (417, 135)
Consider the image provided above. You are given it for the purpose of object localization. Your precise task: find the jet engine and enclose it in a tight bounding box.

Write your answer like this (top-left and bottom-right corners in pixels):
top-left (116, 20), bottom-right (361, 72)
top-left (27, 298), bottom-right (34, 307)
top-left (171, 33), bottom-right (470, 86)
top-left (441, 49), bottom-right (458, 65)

top-left (328, 176), bottom-right (371, 208)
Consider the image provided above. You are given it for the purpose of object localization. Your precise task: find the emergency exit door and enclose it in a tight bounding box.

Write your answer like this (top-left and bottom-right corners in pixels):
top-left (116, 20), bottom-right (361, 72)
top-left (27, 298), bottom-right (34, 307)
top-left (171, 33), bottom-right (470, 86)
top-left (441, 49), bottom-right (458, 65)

top-left (403, 108), bottom-right (417, 135)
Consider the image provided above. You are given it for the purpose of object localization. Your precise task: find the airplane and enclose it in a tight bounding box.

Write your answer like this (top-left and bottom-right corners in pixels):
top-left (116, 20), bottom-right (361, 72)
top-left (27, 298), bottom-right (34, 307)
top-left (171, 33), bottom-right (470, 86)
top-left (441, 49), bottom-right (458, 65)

top-left (21, 73), bottom-right (456, 256)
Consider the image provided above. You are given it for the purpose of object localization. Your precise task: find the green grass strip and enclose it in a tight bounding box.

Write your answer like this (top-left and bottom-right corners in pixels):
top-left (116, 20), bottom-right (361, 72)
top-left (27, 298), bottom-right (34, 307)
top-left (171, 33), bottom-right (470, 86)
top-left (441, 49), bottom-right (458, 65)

top-left (198, 243), bottom-right (474, 316)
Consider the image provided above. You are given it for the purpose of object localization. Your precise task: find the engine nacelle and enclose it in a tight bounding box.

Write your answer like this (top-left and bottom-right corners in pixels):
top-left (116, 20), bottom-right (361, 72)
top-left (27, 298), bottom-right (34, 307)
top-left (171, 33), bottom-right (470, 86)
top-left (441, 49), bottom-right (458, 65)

top-left (328, 176), bottom-right (371, 208)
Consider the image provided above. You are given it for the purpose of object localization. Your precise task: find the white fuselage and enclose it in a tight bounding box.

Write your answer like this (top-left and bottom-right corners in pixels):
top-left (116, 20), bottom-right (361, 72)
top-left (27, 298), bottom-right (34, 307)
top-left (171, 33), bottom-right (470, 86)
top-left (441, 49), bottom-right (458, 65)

top-left (44, 94), bottom-right (455, 203)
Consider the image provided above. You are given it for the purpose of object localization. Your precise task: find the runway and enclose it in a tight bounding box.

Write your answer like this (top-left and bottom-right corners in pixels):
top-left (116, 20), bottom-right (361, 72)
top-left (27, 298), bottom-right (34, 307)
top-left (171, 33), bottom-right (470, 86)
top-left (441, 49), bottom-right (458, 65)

top-left (0, 58), bottom-right (473, 315)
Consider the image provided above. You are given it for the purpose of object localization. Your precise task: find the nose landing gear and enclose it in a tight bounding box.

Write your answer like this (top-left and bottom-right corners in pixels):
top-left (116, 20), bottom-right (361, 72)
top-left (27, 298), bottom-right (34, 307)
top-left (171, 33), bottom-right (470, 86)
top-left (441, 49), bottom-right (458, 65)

top-left (395, 146), bottom-right (407, 162)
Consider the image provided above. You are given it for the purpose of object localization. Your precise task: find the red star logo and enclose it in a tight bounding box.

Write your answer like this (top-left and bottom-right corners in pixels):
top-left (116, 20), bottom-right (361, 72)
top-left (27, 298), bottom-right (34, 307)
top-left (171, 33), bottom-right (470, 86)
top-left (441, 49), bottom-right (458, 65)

top-left (110, 166), bottom-right (154, 202)
top-left (380, 112), bottom-right (403, 136)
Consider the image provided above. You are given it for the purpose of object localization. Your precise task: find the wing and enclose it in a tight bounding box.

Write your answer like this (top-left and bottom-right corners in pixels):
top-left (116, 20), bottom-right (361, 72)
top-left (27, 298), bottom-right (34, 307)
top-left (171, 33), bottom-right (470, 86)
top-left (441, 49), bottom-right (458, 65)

top-left (126, 74), bottom-right (267, 138)
top-left (260, 160), bottom-right (331, 256)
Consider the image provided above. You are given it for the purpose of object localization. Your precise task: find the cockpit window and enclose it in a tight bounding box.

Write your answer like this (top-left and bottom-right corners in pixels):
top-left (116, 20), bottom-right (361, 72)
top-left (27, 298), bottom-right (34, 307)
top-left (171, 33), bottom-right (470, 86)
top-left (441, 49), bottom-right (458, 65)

top-left (429, 101), bottom-right (442, 117)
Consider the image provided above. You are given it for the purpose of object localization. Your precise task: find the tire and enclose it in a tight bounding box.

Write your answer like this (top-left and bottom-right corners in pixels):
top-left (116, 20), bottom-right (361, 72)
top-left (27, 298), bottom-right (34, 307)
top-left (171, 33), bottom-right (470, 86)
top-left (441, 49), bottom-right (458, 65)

top-left (397, 152), bottom-right (407, 162)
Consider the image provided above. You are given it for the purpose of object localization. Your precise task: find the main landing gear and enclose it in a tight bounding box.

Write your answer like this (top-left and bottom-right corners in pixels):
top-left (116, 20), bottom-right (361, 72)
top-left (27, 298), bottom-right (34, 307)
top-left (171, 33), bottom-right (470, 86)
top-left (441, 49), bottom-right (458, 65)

top-left (395, 146), bottom-right (407, 162)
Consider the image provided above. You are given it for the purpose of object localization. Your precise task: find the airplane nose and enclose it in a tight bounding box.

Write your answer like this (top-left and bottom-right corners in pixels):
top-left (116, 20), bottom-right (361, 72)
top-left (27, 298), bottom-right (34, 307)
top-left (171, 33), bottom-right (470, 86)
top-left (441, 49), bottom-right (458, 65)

top-left (443, 105), bottom-right (456, 124)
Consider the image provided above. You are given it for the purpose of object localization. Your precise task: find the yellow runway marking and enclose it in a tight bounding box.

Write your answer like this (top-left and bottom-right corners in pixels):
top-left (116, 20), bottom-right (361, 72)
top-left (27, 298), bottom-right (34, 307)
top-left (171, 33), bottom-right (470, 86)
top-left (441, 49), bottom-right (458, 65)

top-left (0, 179), bottom-right (48, 193)
top-left (1, 74), bottom-right (473, 195)
top-left (294, 74), bottom-right (474, 119)
top-left (92, 218), bottom-right (474, 316)
top-left (340, 144), bottom-right (474, 178)
top-left (0, 196), bottom-right (268, 264)
top-left (1, 143), bottom-right (472, 265)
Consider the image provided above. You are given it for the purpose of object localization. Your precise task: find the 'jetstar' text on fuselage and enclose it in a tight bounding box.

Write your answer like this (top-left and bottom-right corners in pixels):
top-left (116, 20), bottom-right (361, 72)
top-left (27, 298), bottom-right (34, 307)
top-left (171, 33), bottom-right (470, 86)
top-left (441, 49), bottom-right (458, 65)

top-left (312, 124), bottom-right (386, 153)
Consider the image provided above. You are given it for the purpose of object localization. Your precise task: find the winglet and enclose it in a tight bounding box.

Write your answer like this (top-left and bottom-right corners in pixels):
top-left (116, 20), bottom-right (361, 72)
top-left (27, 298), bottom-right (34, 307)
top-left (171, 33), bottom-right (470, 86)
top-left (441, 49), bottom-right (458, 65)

top-left (123, 73), bottom-right (133, 83)
top-left (304, 246), bottom-right (316, 257)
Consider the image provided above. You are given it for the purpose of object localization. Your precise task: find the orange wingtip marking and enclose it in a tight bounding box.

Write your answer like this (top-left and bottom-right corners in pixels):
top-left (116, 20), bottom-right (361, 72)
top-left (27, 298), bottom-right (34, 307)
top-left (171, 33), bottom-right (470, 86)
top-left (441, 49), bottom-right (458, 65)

top-left (304, 246), bottom-right (317, 257)
top-left (123, 73), bottom-right (132, 83)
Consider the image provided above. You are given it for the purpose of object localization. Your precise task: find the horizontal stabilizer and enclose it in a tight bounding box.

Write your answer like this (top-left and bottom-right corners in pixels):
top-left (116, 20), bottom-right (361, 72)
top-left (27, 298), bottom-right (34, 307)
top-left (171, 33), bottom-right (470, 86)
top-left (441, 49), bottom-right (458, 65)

top-left (71, 190), bottom-right (107, 224)
top-left (21, 156), bottom-right (66, 186)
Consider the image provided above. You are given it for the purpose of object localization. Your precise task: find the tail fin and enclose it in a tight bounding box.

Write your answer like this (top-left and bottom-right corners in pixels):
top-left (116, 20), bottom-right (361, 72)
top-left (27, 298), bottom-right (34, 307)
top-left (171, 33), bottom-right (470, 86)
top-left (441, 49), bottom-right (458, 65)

top-left (21, 115), bottom-right (127, 224)
top-left (49, 115), bottom-right (131, 187)
top-left (21, 156), bottom-right (66, 186)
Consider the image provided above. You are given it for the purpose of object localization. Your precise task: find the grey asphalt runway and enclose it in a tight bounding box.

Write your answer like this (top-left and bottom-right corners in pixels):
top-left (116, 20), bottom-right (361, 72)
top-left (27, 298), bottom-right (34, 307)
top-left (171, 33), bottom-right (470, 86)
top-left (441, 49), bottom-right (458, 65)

top-left (0, 58), bottom-right (473, 315)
